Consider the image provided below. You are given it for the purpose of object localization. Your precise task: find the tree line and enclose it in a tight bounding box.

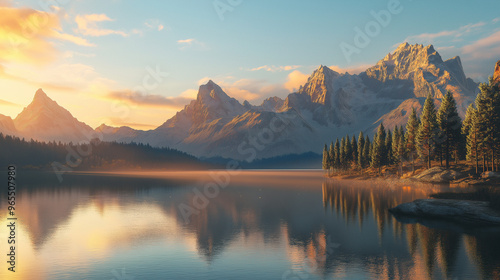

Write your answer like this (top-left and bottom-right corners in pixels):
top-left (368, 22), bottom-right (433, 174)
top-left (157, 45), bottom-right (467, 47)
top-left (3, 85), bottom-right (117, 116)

top-left (323, 77), bottom-right (500, 175)
top-left (0, 134), bottom-right (204, 170)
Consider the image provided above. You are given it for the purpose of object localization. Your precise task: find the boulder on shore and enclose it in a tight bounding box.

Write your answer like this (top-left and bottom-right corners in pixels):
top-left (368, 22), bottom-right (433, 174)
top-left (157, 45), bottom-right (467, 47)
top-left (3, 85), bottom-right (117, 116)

top-left (482, 171), bottom-right (500, 179)
top-left (389, 199), bottom-right (500, 226)
top-left (412, 167), bottom-right (462, 183)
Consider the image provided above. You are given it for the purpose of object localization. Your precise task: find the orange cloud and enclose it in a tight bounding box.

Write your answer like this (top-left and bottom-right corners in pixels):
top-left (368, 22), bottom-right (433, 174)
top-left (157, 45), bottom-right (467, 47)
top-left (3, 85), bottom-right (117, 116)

top-left (0, 98), bottom-right (20, 107)
top-left (0, 5), bottom-right (93, 65)
top-left (75, 14), bottom-right (128, 37)
top-left (107, 90), bottom-right (193, 109)
top-left (284, 70), bottom-right (309, 92)
top-left (461, 30), bottom-right (500, 60)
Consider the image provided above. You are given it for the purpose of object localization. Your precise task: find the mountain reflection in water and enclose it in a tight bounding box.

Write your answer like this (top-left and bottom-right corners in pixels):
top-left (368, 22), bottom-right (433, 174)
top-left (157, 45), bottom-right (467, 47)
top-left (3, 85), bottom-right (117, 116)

top-left (0, 170), bottom-right (498, 280)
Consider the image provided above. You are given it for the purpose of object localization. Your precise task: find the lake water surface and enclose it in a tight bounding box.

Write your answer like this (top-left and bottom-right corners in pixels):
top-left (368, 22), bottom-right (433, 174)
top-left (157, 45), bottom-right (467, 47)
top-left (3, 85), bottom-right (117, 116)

top-left (1, 170), bottom-right (499, 280)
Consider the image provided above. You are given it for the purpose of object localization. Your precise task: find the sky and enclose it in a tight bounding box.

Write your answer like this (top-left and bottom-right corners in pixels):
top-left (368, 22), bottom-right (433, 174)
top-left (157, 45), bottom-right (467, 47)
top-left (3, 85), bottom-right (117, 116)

top-left (0, 0), bottom-right (499, 129)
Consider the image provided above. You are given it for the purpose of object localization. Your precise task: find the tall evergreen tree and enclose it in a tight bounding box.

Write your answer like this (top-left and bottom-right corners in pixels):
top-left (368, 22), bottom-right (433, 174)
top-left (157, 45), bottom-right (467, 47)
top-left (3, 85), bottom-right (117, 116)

top-left (340, 137), bottom-right (346, 169)
top-left (465, 106), bottom-right (480, 174)
top-left (385, 129), bottom-right (393, 165)
top-left (476, 77), bottom-right (500, 172)
top-left (417, 93), bottom-right (438, 169)
top-left (363, 136), bottom-right (371, 169)
top-left (328, 141), bottom-right (335, 170)
top-left (405, 107), bottom-right (420, 173)
top-left (398, 125), bottom-right (406, 162)
top-left (344, 135), bottom-right (353, 167)
top-left (334, 138), bottom-right (341, 170)
top-left (357, 132), bottom-right (365, 170)
top-left (392, 126), bottom-right (401, 164)
top-left (322, 144), bottom-right (330, 170)
top-left (371, 123), bottom-right (386, 173)
top-left (351, 135), bottom-right (358, 168)
top-left (437, 91), bottom-right (462, 169)
top-left (462, 104), bottom-right (475, 141)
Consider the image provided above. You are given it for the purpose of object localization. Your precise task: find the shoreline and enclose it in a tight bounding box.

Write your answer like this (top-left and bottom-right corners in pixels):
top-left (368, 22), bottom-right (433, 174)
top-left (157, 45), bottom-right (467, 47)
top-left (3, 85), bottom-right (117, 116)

top-left (324, 166), bottom-right (500, 186)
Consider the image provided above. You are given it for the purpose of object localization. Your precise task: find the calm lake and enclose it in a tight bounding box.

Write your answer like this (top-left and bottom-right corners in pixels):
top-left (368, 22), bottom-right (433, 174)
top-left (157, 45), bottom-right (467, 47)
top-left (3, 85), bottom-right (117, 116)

top-left (1, 170), bottom-right (499, 280)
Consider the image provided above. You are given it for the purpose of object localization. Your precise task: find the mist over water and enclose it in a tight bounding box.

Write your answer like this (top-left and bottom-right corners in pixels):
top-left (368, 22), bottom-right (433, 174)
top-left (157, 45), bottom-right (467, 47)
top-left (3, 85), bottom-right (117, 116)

top-left (0, 170), bottom-right (498, 280)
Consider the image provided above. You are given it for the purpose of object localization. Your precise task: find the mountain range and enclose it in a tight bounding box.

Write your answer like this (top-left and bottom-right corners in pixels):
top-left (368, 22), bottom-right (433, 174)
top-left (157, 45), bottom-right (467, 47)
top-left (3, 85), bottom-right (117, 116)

top-left (1, 43), bottom-right (495, 161)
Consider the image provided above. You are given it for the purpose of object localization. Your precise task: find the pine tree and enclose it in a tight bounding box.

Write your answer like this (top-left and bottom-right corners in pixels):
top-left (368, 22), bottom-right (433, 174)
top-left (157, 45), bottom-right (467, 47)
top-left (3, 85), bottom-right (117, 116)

top-left (363, 136), bottom-right (371, 169)
top-left (405, 107), bottom-right (420, 173)
top-left (476, 78), bottom-right (500, 172)
top-left (363, 135), bottom-right (371, 168)
top-left (357, 132), bottom-right (365, 170)
top-left (465, 106), bottom-right (480, 174)
top-left (462, 104), bottom-right (475, 141)
top-left (329, 141), bottom-right (335, 170)
top-left (398, 125), bottom-right (406, 162)
top-left (340, 137), bottom-right (346, 170)
top-left (322, 144), bottom-right (330, 170)
top-left (334, 138), bottom-right (341, 170)
top-left (385, 129), bottom-right (393, 165)
top-left (371, 123), bottom-right (386, 173)
top-left (417, 94), bottom-right (438, 169)
top-left (351, 135), bottom-right (358, 168)
top-left (344, 135), bottom-right (353, 167)
top-left (392, 126), bottom-right (400, 163)
top-left (436, 91), bottom-right (462, 169)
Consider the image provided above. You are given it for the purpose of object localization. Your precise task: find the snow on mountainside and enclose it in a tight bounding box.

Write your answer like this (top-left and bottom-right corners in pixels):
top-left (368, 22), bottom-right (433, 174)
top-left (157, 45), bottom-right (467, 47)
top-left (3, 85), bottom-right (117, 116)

top-left (362, 43), bottom-right (478, 100)
top-left (13, 89), bottom-right (95, 143)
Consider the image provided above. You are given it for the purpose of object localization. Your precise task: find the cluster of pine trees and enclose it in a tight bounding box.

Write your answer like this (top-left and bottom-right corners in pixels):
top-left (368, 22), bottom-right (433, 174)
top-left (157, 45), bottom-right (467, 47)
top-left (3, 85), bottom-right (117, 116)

top-left (0, 133), bottom-right (203, 170)
top-left (323, 78), bottom-right (500, 175)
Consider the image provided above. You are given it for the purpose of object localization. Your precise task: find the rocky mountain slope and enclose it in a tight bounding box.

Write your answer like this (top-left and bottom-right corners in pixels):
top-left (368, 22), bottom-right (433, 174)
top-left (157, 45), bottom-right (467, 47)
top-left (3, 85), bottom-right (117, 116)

top-left (7, 89), bottom-right (95, 143)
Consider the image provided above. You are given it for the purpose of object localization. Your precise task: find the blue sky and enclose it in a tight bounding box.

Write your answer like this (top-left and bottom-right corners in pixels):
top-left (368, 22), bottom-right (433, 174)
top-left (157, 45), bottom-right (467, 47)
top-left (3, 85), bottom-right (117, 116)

top-left (1, 0), bottom-right (500, 128)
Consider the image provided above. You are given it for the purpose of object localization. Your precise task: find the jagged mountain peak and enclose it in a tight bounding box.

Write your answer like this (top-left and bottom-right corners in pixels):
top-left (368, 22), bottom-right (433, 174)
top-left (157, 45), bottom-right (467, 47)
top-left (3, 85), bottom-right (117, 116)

top-left (297, 65), bottom-right (340, 103)
top-left (34, 88), bottom-right (49, 100)
top-left (31, 88), bottom-right (58, 108)
top-left (379, 42), bottom-right (442, 68)
top-left (197, 80), bottom-right (229, 101)
top-left (311, 65), bottom-right (340, 80)
top-left (362, 42), bottom-right (478, 98)
top-left (13, 89), bottom-right (94, 142)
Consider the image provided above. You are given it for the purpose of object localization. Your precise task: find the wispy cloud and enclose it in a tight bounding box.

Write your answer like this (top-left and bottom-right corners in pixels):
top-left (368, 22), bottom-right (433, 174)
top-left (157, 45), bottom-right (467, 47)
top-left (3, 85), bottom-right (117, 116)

top-left (250, 65), bottom-right (301, 72)
top-left (0, 98), bottom-right (20, 107)
top-left (144, 19), bottom-right (165, 31)
top-left (75, 14), bottom-right (128, 37)
top-left (461, 30), bottom-right (500, 60)
top-left (107, 90), bottom-right (193, 109)
top-left (177, 38), bottom-right (205, 50)
top-left (399, 21), bottom-right (486, 46)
